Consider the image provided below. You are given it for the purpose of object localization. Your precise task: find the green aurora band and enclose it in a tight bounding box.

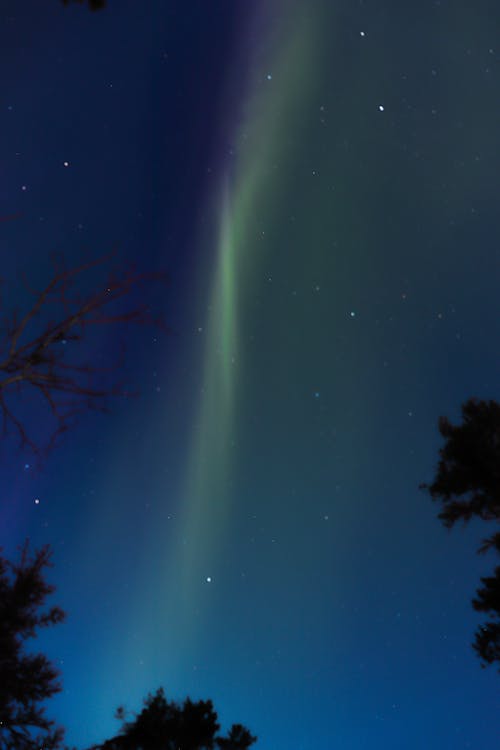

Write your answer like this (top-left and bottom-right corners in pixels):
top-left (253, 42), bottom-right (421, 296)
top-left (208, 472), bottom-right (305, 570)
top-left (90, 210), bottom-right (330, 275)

top-left (169, 3), bottom-right (320, 634)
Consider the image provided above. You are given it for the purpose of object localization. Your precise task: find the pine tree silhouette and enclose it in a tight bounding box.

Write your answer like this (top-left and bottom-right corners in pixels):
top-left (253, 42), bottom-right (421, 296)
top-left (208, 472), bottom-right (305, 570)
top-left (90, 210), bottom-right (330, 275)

top-left (422, 398), bottom-right (500, 669)
top-left (0, 543), bottom-right (66, 749)
top-left (94, 687), bottom-right (257, 750)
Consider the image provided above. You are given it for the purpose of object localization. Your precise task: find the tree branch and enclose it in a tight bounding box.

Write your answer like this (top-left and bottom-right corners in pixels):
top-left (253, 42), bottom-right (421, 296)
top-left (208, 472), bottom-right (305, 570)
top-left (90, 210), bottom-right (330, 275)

top-left (0, 252), bottom-right (167, 459)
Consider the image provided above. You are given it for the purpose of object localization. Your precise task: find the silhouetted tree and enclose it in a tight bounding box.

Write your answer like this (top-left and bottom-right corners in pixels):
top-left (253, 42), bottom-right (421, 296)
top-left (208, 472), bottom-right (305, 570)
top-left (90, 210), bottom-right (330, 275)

top-left (0, 543), bottom-right (65, 749)
top-left (216, 723), bottom-right (257, 750)
top-left (93, 687), bottom-right (257, 750)
top-left (421, 398), bottom-right (500, 669)
top-left (0, 252), bottom-right (166, 460)
top-left (61, 0), bottom-right (106, 10)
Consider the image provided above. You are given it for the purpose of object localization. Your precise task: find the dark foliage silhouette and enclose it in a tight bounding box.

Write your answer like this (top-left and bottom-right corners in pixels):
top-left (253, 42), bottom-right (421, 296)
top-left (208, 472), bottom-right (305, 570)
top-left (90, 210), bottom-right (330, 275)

top-left (0, 252), bottom-right (166, 461)
top-left (0, 543), bottom-right (65, 749)
top-left (472, 534), bottom-right (500, 667)
top-left (421, 398), bottom-right (500, 669)
top-left (92, 687), bottom-right (257, 750)
top-left (216, 723), bottom-right (257, 750)
top-left (61, 0), bottom-right (106, 10)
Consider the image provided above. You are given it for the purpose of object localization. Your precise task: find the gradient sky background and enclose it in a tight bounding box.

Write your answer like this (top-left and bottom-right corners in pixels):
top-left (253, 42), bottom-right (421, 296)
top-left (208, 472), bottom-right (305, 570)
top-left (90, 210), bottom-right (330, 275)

top-left (1, 1), bottom-right (499, 748)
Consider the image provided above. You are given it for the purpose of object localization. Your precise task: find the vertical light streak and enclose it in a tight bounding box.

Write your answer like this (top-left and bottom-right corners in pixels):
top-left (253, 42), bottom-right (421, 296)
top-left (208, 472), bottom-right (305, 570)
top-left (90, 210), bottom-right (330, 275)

top-left (167, 1), bottom-right (322, 639)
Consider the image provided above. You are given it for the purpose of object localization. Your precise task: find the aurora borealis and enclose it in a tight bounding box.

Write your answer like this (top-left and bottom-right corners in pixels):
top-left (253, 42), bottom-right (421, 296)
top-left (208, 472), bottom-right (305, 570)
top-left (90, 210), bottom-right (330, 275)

top-left (1, 1), bottom-right (499, 748)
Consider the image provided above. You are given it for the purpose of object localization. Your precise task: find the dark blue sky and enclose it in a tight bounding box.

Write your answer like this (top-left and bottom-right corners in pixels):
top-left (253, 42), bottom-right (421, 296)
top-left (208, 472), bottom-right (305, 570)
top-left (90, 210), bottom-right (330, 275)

top-left (1, 1), bottom-right (499, 748)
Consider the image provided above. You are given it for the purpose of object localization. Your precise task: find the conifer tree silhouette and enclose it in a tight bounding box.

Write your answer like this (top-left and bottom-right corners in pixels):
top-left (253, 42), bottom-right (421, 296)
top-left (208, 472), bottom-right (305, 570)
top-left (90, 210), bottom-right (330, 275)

top-left (421, 398), bottom-right (500, 669)
top-left (0, 543), bottom-right (66, 749)
top-left (94, 687), bottom-right (257, 750)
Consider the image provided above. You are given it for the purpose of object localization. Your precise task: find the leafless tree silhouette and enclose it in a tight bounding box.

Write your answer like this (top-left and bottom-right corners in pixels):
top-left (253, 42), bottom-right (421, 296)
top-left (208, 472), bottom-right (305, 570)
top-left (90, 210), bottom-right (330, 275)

top-left (0, 252), bottom-right (167, 460)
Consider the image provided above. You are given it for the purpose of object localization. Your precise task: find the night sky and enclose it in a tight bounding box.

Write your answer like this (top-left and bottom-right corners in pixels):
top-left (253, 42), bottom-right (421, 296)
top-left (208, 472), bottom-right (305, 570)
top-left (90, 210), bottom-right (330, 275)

top-left (2, 1), bottom-right (500, 748)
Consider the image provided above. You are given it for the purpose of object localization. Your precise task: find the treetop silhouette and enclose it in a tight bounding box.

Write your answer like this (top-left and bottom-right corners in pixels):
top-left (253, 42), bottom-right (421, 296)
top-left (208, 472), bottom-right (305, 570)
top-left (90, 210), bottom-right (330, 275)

top-left (0, 543), bottom-right (66, 750)
top-left (421, 398), bottom-right (500, 669)
top-left (61, 0), bottom-right (106, 10)
top-left (422, 398), bottom-right (500, 532)
top-left (93, 687), bottom-right (257, 750)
